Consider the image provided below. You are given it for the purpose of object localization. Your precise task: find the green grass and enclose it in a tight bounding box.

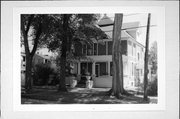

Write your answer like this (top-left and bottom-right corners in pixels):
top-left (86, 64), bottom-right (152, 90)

top-left (21, 86), bottom-right (157, 104)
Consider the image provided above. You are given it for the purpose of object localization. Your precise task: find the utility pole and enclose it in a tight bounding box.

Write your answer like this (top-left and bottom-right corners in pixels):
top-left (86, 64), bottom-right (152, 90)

top-left (144, 13), bottom-right (151, 101)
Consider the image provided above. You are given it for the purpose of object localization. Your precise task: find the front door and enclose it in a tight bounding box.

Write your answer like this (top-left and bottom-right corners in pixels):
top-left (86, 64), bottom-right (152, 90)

top-left (95, 64), bottom-right (100, 77)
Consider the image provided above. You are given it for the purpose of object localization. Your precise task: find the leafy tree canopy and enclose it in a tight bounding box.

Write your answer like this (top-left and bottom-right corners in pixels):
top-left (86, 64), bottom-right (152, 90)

top-left (149, 41), bottom-right (157, 74)
top-left (42, 14), bottom-right (107, 52)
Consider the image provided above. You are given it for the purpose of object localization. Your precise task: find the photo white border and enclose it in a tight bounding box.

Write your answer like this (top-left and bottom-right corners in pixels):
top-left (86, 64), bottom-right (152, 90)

top-left (13, 6), bottom-right (165, 112)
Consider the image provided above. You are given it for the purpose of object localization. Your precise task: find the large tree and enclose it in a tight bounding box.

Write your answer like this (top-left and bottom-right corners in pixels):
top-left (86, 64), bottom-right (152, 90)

top-left (21, 14), bottom-right (59, 92)
top-left (110, 14), bottom-right (125, 99)
top-left (143, 13), bottom-right (151, 100)
top-left (21, 14), bottom-right (106, 92)
top-left (44, 14), bottom-right (107, 91)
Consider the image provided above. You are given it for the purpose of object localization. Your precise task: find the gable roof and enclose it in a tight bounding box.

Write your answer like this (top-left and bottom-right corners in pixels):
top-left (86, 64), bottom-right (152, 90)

top-left (97, 15), bottom-right (140, 40)
top-left (34, 53), bottom-right (51, 60)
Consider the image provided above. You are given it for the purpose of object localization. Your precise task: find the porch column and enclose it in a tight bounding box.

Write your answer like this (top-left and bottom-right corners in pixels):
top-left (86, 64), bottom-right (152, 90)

top-left (108, 61), bottom-right (111, 76)
top-left (92, 61), bottom-right (96, 84)
top-left (77, 62), bottom-right (81, 82)
top-left (77, 62), bottom-right (81, 75)
top-left (92, 62), bottom-right (96, 76)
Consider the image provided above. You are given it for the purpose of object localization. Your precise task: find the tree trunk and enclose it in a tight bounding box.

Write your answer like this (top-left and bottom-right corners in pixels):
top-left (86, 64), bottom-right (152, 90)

top-left (143, 13), bottom-right (151, 100)
top-left (111, 14), bottom-right (124, 99)
top-left (21, 15), bottom-right (42, 93)
top-left (58, 14), bottom-right (69, 92)
top-left (25, 54), bottom-right (33, 92)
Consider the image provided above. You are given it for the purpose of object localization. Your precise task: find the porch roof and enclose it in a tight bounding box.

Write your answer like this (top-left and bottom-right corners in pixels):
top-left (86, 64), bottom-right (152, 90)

top-left (67, 56), bottom-right (94, 63)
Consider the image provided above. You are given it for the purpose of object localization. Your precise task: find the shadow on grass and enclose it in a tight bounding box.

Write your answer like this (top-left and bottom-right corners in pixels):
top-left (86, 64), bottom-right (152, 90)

top-left (21, 87), bottom-right (150, 104)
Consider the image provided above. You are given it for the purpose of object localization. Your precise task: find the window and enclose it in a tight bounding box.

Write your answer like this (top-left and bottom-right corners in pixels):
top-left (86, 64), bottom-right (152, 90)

top-left (128, 40), bottom-right (132, 45)
top-left (98, 42), bottom-right (106, 55)
top-left (132, 63), bottom-right (133, 76)
top-left (81, 62), bottom-right (92, 75)
top-left (128, 41), bottom-right (132, 56)
top-left (133, 44), bottom-right (136, 56)
top-left (123, 62), bottom-right (127, 75)
top-left (138, 53), bottom-right (140, 60)
top-left (121, 40), bottom-right (127, 55)
top-left (23, 56), bottom-right (25, 61)
top-left (45, 59), bottom-right (48, 63)
top-left (108, 41), bottom-right (113, 55)
top-left (93, 43), bottom-right (97, 55)
top-left (132, 44), bottom-right (133, 56)
top-left (87, 44), bottom-right (93, 56)
top-left (82, 44), bottom-right (87, 55)
top-left (110, 62), bottom-right (113, 76)
top-left (141, 69), bottom-right (143, 76)
top-left (96, 62), bottom-right (107, 76)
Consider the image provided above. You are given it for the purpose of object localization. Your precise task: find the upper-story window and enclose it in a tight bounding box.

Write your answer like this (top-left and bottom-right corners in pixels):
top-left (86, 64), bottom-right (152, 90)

top-left (93, 43), bottom-right (97, 55)
top-left (128, 41), bottom-right (132, 56)
top-left (98, 42), bottom-right (106, 55)
top-left (121, 40), bottom-right (127, 55)
top-left (108, 41), bottom-right (112, 55)
top-left (133, 44), bottom-right (136, 57)
top-left (132, 62), bottom-right (134, 76)
top-left (82, 44), bottom-right (87, 55)
top-left (87, 44), bottom-right (93, 56)
top-left (87, 49), bottom-right (93, 55)
top-left (23, 56), bottom-right (25, 62)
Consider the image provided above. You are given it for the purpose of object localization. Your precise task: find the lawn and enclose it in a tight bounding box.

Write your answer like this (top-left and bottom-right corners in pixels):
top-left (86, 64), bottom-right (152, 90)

top-left (21, 86), bottom-right (157, 104)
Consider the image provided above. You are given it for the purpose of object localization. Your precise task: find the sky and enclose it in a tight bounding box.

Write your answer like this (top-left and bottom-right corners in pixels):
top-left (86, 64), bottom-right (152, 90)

top-left (100, 13), bottom-right (157, 47)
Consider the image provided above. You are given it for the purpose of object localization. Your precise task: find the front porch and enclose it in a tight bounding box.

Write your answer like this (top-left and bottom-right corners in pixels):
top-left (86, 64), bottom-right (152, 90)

top-left (71, 59), bottom-right (136, 88)
top-left (72, 60), bottom-right (112, 84)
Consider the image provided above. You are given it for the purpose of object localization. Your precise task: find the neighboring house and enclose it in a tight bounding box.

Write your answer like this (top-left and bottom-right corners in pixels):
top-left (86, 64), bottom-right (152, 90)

top-left (70, 15), bottom-right (152, 88)
top-left (32, 53), bottom-right (51, 66)
top-left (21, 52), bottom-right (26, 86)
top-left (21, 51), bottom-right (57, 86)
top-left (21, 52), bottom-right (52, 71)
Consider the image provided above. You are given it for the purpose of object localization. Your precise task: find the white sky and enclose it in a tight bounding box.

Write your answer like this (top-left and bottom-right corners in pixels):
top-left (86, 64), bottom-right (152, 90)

top-left (100, 13), bottom-right (157, 46)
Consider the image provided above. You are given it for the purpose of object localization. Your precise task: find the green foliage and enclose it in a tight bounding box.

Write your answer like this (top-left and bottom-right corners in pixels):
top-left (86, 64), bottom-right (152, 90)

top-left (147, 76), bottom-right (158, 96)
top-left (44, 14), bottom-right (107, 52)
top-left (149, 41), bottom-right (157, 74)
top-left (33, 64), bottom-right (54, 86)
top-left (21, 14), bottom-right (63, 50)
top-left (52, 14), bottom-right (107, 79)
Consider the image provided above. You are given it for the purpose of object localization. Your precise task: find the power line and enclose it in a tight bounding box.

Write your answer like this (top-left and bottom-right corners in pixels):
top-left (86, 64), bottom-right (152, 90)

top-left (100, 13), bottom-right (142, 19)
top-left (102, 25), bottom-right (157, 32)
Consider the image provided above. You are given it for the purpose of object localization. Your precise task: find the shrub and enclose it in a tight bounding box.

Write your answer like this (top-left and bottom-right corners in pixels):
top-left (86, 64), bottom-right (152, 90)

top-left (147, 76), bottom-right (158, 96)
top-left (33, 64), bottom-right (54, 86)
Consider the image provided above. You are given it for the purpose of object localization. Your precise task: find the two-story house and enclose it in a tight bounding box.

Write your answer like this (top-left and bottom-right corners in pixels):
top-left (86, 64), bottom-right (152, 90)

top-left (70, 15), bottom-right (150, 88)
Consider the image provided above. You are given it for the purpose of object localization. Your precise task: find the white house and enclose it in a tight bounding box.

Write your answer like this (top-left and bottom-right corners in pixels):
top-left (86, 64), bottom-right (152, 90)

top-left (70, 14), bottom-right (151, 88)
